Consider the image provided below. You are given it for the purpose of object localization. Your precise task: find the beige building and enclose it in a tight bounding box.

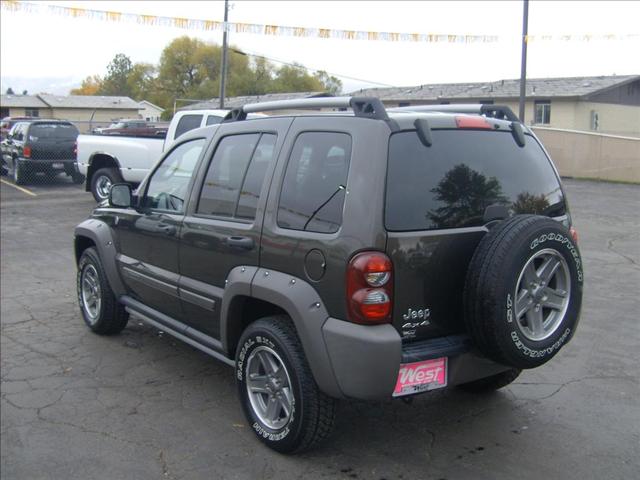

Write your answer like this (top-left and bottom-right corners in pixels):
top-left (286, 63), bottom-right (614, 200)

top-left (0, 94), bottom-right (141, 132)
top-left (352, 75), bottom-right (640, 137)
top-left (138, 100), bottom-right (165, 122)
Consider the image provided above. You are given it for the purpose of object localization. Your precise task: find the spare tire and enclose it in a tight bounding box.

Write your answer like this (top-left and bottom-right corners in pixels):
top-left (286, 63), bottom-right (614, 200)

top-left (464, 215), bottom-right (583, 369)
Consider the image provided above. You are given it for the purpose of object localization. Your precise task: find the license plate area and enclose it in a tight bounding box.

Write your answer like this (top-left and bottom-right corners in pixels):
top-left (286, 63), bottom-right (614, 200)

top-left (393, 357), bottom-right (447, 397)
top-left (52, 162), bottom-right (64, 169)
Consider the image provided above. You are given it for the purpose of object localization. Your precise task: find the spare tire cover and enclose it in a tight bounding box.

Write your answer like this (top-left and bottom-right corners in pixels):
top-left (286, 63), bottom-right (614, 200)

top-left (464, 215), bottom-right (583, 369)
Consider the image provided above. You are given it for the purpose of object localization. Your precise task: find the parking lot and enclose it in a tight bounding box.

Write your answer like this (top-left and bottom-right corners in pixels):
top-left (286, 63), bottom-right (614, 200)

top-left (1, 177), bottom-right (638, 480)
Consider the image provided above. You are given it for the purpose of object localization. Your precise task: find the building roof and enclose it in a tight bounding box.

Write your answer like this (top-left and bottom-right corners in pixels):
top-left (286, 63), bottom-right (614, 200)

top-left (0, 94), bottom-right (49, 108)
top-left (139, 100), bottom-right (165, 112)
top-left (181, 91), bottom-right (330, 110)
top-left (38, 94), bottom-right (140, 110)
top-left (1, 93), bottom-right (141, 110)
top-left (350, 75), bottom-right (640, 102)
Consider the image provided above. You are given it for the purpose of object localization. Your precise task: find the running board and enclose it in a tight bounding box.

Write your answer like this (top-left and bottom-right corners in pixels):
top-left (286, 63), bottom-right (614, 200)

top-left (121, 296), bottom-right (235, 367)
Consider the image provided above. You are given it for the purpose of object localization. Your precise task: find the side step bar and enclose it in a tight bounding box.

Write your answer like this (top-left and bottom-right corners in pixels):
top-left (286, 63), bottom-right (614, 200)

top-left (120, 295), bottom-right (235, 367)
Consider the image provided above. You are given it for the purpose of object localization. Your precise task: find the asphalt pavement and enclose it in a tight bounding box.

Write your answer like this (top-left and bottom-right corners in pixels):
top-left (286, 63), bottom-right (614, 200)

top-left (1, 176), bottom-right (639, 480)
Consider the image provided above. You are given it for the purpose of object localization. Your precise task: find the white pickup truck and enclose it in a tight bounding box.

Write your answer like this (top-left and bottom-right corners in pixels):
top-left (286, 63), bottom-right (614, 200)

top-left (77, 109), bottom-right (230, 201)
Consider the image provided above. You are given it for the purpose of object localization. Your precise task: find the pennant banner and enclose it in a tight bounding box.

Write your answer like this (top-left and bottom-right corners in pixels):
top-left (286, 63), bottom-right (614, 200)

top-left (2, 1), bottom-right (638, 43)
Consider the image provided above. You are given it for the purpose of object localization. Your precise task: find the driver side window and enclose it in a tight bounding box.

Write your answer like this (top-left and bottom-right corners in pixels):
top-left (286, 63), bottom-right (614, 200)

top-left (143, 138), bottom-right (205, 213)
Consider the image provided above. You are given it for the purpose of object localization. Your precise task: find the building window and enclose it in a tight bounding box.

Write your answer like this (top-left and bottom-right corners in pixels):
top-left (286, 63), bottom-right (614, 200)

top-left (534, 101), bottom-right (551, 124)
top-left (25, 108), bottom-right (39, 117)
top-left (398, 102), bottom-right (410, 107)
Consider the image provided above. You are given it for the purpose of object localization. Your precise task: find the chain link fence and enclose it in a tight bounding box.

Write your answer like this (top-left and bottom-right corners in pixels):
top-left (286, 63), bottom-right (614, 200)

top-left (1, 118), bottom-right (169, 188)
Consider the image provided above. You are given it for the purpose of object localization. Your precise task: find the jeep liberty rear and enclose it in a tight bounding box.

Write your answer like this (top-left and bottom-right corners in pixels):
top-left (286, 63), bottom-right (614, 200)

top-left (74, 97), bottom-right (582, 453)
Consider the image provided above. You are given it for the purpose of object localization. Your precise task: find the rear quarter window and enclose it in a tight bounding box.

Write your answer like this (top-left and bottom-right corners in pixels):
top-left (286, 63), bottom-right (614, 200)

top-left (385, 129), bottom-right (565, 231)
top-left (174, 114), bottom-right (203, 140)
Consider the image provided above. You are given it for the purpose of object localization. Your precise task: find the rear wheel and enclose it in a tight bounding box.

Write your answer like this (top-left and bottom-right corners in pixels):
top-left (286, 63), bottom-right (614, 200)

top-left (71, 172), bottom-right (85, 184)
top-left (91, 167), bottom-right (122, 202)
top-left (13, 158), bottom-right (28, 185)
top-left (236, 316), bottom-right (337, 453)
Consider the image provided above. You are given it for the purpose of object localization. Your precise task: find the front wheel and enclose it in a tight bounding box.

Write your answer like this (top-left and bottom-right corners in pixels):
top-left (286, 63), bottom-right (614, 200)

top-left (77, 247), bottom-right (129, 335)
top-left (236, 316), bottom-right (337, 453)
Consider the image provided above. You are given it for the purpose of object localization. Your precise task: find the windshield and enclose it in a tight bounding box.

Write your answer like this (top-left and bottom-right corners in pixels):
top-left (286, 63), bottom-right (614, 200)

top-left (29, 123), bottom-right (79, 140)
top-left (385, 129), bottom-right (566, 231)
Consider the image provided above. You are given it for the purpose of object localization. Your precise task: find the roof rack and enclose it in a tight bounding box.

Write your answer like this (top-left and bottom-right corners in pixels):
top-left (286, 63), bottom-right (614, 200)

top-left (223, 96), bottom-right (389, 122)
top-left (388, 104), bottom-right (520, 122)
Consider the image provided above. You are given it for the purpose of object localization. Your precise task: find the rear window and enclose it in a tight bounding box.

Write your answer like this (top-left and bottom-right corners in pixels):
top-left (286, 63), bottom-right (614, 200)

top-left (29, 123), bottom-right (78, 140)
top-left (385, 130), bottom-right (565, 231)
top-left (174, 114), bottom-right (203, 139)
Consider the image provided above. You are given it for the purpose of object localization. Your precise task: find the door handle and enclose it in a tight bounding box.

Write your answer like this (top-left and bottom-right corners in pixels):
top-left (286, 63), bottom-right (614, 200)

top-left (156, 223), bottom-right (176, 236)
top-left (225, 236), bottom-right (254, 250)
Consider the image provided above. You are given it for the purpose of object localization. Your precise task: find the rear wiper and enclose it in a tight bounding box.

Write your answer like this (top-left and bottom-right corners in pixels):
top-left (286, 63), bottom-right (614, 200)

top-left (303, 185), bottom-right (346, 231)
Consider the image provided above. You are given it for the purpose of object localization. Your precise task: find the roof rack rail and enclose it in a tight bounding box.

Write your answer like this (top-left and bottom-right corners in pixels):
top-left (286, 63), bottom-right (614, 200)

top-left (222, 96), bottom-right (389, 122)
top-left (388, 104), bottom-right (520, 122)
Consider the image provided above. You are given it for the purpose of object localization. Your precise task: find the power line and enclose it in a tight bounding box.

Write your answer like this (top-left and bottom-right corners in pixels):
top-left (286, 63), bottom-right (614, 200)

top-left (230, 48), bottom-right (395, 88)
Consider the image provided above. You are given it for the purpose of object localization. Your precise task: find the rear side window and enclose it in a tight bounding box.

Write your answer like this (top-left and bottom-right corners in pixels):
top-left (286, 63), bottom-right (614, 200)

top-left (197, 133), bottom-right (276, 220)
top-left (277, 132), bottom-right (351, 234)
top-left (385, 130), bottom-right (565, 231)
top-left (174, 114), bottom-right (203, 139)
top-left (206, 115), bottom-right (222, 126)
top-left (29, 123), bottom-right (78, 140)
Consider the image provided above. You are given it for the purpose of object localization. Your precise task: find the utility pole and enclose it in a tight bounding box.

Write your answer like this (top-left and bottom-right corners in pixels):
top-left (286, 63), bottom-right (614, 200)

top-left (219, 0), bottom-right (230, 108)
top-left (518, 0), bottom-right (529, 122)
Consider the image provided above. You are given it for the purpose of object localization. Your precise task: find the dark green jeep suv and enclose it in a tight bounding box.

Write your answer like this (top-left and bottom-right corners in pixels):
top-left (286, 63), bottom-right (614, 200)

top-left (74, 98), bottom-right (583, 452)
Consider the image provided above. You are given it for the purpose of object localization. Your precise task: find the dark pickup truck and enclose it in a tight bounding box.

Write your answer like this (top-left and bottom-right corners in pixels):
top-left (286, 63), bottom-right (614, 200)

top-left (74, 97), bottom-right (583, 453)
top-left (94, 119), bottom-right (167, 138)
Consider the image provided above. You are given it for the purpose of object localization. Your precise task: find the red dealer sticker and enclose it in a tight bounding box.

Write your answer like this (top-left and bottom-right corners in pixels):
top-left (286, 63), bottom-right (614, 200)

top-left (393, 357), bottom-right (447, 397)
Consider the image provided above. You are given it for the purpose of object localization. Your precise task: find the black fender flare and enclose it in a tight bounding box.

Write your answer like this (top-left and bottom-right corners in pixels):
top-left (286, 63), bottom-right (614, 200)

top-left (220, 267), bottom-right (343, 398)
top-left (74, 218), bottom-right (126, 297)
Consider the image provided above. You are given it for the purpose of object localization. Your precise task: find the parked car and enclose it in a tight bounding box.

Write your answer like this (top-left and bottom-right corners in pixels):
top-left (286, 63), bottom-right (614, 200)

top-left (0, 116), bottom-right (37, 140)
top-left (73, 97), bottom-right (583, 453)
top-left (1, 120), bottom-right (82, 184)
top-left (77, 109), bottom-right (261, 201)
top-left (93, 119), bottom-right (167, 137)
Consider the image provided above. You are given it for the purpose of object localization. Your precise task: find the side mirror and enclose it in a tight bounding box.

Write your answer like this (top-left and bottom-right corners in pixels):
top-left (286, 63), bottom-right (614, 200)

top-left (109, 183), bottom-right (132, 208)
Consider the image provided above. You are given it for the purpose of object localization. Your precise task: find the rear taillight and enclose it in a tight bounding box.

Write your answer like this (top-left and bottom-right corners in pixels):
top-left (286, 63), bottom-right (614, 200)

top-left (23, 146), bottom-right (31, 158)
top-left (455, 115), bottom-right (492, 129)
top-left (569, 226), bottom-right (578, 244)
top-left (73, 141), bottom-right (77, 159)
top-left (347, 251), bottom-right (393, 325)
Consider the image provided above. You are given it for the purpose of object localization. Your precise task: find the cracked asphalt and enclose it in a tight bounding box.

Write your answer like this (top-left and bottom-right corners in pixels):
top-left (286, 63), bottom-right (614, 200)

top-left (1, 178), bottom-right (639, 480)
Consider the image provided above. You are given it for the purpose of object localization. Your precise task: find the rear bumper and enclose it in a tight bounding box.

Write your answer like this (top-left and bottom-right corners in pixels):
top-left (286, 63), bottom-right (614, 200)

top-left (321, 318), bottom-right (510, 400)
top-left (18, 158), bottom-right (78, 171)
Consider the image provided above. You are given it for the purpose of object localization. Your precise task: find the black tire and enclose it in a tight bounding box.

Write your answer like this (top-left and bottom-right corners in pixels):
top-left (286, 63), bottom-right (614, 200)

top-left (13, 158), bottom-right (28, 185)
top-left (71, 172), bottom-right (85, 184)
top-left (236, 316), bottom-right (337, 453)
top-left (90, 167), bottom-right (122, 202)
top-left (458, 368), bottom-right (521, 393)
top-left (464, 215), bottom-right (583, 369)
top-left (77, 247), bottom-right (129, 335)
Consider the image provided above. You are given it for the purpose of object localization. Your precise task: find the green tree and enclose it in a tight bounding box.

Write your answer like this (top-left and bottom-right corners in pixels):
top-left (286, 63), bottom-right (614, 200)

top-left (5, 87), bottom-right (14, 95)
top-left (314, 70), bottom-right (342, 95)
top-left (428, 164), bottom-right (507, 228)
top-left (272, 63), bottom-right (324, 93)
top-left (127, 63), bottom-right (157, 101)
top-left (99, 53), bottom-right (134, 96)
